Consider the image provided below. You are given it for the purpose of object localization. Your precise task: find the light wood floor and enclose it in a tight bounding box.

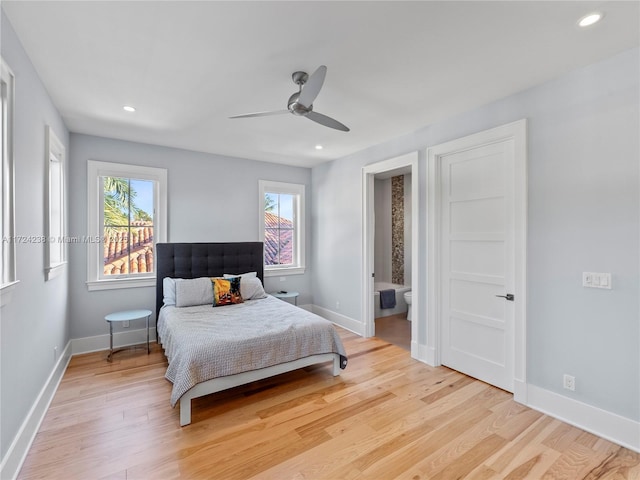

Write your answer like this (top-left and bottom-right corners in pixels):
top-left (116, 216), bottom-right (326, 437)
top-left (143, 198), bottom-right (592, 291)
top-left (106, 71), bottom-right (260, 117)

top-left (19, 328), bottom-right (639, 480)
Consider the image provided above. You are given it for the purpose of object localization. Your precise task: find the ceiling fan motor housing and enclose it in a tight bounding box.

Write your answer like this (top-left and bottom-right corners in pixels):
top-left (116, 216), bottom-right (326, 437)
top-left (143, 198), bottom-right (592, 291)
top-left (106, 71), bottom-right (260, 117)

top-left (288, 92), bottom-right (312, 116)
top-left (289, 71), bottom-right (312, 116)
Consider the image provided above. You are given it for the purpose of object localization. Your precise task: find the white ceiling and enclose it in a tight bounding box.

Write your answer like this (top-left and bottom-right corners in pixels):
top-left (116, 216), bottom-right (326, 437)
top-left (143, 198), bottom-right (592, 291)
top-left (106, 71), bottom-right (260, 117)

top-left (2, 1), bottom-right (639, 167)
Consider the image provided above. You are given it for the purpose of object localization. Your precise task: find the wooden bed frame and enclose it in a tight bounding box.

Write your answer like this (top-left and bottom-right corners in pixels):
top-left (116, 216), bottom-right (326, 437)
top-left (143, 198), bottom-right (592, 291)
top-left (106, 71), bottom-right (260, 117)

top-left (156, 242), bottom-right (343, 426)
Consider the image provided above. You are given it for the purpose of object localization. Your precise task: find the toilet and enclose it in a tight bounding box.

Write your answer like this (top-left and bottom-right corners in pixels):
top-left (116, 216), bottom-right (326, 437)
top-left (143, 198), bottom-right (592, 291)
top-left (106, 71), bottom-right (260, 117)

top-left (404, 291), bottom-right (412, 321)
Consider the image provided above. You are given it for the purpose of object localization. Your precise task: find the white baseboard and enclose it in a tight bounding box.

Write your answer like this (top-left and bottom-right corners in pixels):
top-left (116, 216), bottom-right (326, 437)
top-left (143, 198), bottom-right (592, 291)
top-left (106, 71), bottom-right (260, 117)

top-left (525, 383), bottom-right (640, 453)
top-left (310, 304), bottom-right (364, 336)
top-left (71, 326), bottom-right (157, 355)
top-left (423, 345), bottom-right (437, 366)
top-left (513, 379), bottom-right (527, 404)
top-left (0, 341), bottom-right (72, 480)
top-left (411, 340), bottom-right (431, 365)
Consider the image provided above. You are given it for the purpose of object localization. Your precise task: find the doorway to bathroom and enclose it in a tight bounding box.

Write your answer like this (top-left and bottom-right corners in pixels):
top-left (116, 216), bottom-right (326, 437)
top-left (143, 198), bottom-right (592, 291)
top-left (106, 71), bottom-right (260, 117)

top-left (362, 152), bottom-right (419, 356)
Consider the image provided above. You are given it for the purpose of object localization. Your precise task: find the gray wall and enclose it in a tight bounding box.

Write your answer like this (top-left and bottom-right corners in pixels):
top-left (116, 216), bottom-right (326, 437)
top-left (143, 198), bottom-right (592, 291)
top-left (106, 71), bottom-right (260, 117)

top-left (374, 178), bottom-right (392, 284)
top-left (0, 11), bottom-right (70, 460)
top-left (68, 134), bottom-right (313, 339)
top-left (312, 47), bottom-right (639, 421)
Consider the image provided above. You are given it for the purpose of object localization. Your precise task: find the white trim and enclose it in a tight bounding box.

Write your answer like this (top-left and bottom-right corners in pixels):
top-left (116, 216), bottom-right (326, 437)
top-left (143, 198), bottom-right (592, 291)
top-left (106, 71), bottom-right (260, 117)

top-left (425, 120), bottom-right (528, 389)
top-left (362, 152), bottom-right (419, 349)
top-left (412, 340), bottom-right (429, 362)
top-left (513, 379), bottom-right (528, 405)
top-left (258, 179), bottom-right (306, 275)
top-left (44, 262), bottom-right (67, 281)
top-left (525, 383), bottom-right (640, 453)
top-left (0, 341), bottom-right (72, 480)
top-left (86, 276), bottom-right (154, 291)
top-left (0, 279), bottom-right (19, 307)
top-left (45, 126), bottom-right (66, 280)
top-left (1, 57), bottom-right (17, 293)
top-left (264, 266), bottom-right (305, 277)
top-left (86, 161), bottom-right (167, 289)
top-left (310, 304), bottom-right (364, 336)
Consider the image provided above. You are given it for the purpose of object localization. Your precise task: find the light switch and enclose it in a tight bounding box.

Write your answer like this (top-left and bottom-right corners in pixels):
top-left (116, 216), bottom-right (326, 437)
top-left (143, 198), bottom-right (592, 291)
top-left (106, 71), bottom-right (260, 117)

top-left (583, 272), bottom-right (612, 289)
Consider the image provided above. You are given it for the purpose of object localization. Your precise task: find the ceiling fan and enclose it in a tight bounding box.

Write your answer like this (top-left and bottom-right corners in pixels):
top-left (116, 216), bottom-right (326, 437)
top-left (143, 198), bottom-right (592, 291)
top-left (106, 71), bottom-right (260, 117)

top-left (229, 65), bottom-right (350, 132)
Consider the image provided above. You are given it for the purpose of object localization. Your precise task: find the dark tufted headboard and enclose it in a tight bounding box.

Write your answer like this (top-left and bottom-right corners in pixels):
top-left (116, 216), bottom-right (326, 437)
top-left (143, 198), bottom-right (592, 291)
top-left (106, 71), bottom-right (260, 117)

top-left (155, 242), bottom-right (264, 318)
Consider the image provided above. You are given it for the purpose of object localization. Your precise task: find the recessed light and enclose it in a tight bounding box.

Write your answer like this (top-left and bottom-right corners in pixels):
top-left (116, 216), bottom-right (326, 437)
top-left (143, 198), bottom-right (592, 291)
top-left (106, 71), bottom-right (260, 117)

top-left (315, 145), bottom-right (323, 150)
top-left (578, 12), bottom-right (603, 27)
top-left (123, 105), bottom-right (136, 112)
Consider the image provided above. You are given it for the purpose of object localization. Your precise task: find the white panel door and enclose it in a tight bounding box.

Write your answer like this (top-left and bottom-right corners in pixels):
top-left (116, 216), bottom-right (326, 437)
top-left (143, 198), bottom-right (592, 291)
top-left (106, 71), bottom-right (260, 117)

top-left (440, 140), bottom-right (515, 392)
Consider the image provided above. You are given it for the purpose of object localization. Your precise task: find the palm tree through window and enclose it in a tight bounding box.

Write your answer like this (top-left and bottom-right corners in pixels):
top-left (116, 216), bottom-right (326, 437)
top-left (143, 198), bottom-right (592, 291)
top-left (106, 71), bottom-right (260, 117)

top-left (102, 177), bottom-right (154, 276)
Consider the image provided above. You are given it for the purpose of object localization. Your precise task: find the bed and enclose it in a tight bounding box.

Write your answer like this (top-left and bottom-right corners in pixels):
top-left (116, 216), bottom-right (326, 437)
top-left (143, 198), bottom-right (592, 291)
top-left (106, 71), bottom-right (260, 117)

top-left (155, 242), bottom-right (348, 426)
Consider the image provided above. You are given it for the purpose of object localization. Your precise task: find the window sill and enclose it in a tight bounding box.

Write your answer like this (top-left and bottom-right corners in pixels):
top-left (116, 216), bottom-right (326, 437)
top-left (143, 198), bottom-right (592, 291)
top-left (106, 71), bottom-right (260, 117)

top-left (45, 261), bottom-right (67, 281)
top-left (264, 266), bottom-right (306, 277)
top-left (87, 277), bottom-right (155, 291)
top-left (0, 280), bottom-right (20, 307)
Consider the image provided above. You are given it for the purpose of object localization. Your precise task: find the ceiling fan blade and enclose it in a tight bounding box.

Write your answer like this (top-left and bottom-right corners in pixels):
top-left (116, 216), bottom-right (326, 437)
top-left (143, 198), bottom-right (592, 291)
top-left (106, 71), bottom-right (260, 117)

top-left (297, 65), bottom-right (327, 108)
top-left (306, 111), bottom-right (350, 132)
top-left (229, 110), bottom-right (289, 119)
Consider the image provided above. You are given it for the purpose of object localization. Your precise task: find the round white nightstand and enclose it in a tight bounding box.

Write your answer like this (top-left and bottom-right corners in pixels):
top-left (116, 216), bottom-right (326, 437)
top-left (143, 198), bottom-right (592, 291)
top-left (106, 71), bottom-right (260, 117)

top-left (271, 291), bottom-right (299, 306)
top-left (104, 309), bottom-right (152, 362)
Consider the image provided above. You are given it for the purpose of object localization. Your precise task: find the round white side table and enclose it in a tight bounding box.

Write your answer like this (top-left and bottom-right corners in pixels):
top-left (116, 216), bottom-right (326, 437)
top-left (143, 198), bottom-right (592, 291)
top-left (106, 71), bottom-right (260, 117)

top-left (104, 309), bottom-right (152, 362)
top-left (271, 291), bottom-right (299, 306)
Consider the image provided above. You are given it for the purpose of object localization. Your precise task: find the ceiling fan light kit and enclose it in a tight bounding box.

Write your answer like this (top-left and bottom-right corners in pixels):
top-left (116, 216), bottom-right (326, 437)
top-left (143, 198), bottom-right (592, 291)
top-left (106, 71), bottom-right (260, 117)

top-left (230, 65), bottom-right (350, 132)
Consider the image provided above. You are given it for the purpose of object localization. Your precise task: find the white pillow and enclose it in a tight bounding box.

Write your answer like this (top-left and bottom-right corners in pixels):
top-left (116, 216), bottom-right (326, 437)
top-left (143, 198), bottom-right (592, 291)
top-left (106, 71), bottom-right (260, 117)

top-left (223, 272), bottom-right (257, 279)
top-left (239, 277), bottom-right (267, 300)
top-left (163, 277), bottom-right (177, 306)
top-left (224, 272), bottom-right (266, 300)
top-left (175, 277), bottom-right (214, 307)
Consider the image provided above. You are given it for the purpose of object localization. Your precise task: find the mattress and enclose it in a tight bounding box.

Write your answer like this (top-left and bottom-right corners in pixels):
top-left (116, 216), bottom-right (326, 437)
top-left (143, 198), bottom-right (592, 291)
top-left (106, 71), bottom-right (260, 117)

top-left (158, 294), bottom-right (347, 406)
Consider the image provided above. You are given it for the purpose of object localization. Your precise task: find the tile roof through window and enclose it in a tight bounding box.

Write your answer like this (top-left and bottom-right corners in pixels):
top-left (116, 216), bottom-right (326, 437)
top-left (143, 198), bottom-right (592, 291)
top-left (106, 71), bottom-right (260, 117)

top-left (264, 212), bottom-right (293, 266)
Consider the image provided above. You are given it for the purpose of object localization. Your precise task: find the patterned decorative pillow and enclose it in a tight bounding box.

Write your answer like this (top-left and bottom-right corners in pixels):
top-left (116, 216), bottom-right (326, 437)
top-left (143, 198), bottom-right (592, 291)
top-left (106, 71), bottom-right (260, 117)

top-left (211, 276), bottom-right (243, 307)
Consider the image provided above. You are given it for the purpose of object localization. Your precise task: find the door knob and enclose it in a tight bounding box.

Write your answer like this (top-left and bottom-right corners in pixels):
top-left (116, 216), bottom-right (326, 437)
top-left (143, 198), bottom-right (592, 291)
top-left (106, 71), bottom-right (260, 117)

top-left (496, 293), bottom-right (514, 301)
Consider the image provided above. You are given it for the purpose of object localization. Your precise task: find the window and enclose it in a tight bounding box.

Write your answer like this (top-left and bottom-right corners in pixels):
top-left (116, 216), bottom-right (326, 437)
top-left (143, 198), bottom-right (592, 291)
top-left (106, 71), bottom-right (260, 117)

top-left (87, 161), bottom-right (167, 291)
top-left (1, 58), bottom-right (17, 305)
top-left (45, 126), bottom-right (66, 280)
top-left (258, 180), bottom-right (305, 276)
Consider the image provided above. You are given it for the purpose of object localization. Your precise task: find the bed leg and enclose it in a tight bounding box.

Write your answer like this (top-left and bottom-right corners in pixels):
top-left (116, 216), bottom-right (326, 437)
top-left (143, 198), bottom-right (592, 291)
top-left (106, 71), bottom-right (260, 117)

top-left (180, 397), bottom-right (192, 426)
top-left (333, 355), bottom-right (341, 376)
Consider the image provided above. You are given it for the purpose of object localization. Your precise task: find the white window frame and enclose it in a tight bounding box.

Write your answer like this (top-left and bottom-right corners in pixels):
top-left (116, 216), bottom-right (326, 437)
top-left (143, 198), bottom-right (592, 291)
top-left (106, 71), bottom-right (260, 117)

top-left (0, 58), bottom-right (18, 306)
top-left (87, 160), bottom-right (167, 291)
top-left (258, 180), bottom-right (305, 276)
top-left (45, 126), bottom-right (66, 281)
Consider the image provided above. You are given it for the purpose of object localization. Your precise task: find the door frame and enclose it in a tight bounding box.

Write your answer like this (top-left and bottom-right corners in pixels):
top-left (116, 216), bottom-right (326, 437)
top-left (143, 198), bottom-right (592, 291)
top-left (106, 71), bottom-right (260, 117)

top-left (362, 152), bottom-right (419, 356)
top-left (426, 119), bottom-right (528, 401)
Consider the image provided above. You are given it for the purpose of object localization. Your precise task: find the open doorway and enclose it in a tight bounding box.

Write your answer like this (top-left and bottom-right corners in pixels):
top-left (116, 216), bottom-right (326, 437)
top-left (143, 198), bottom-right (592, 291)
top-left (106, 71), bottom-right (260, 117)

top-left (362, 152), bottom-right (419, 357)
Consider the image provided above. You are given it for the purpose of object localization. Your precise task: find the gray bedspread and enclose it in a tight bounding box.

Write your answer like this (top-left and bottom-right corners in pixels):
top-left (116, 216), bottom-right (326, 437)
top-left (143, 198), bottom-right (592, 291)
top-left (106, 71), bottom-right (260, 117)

top-left (158, 295), bottom-right (347, 406)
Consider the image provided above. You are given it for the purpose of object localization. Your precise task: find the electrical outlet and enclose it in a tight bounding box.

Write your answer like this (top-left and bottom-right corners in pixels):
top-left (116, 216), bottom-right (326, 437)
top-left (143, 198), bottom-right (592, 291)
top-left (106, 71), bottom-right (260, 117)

top-left (563, 374), bottom-right (575, 391)
top-left (123, 320), bottom-right (130, 328)
top-left (53, 346), bottom-right (57, 361)
top-left (336, 301), bottom-right (340, 310)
